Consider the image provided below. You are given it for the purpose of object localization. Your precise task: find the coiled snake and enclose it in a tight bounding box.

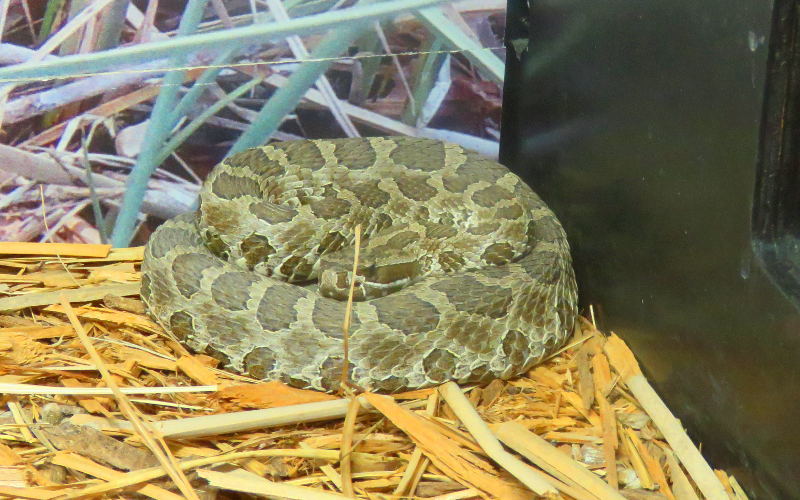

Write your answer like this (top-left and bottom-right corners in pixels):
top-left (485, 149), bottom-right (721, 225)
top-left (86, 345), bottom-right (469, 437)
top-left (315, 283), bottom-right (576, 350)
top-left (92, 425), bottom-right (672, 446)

top-left (140, 137), bottom-right (577, 392)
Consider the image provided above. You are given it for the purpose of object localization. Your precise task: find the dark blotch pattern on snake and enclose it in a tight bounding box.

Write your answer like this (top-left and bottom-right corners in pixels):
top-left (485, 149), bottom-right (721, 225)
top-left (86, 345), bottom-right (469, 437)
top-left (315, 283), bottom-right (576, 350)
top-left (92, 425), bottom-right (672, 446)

top-left (141, 137), bottom-right (578, 393)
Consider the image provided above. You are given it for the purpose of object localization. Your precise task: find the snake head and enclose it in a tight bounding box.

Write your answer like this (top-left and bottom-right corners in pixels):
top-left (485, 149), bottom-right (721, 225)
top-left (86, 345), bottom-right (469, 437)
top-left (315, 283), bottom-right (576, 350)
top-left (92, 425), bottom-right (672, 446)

top-left (318, 258), bottom-right (421, 301)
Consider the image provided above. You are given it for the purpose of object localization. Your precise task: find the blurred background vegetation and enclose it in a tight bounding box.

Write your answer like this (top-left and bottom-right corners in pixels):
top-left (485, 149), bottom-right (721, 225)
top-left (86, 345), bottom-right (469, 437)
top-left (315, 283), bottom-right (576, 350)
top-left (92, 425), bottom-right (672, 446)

top-left (0, 0), bottom-right (507, 247)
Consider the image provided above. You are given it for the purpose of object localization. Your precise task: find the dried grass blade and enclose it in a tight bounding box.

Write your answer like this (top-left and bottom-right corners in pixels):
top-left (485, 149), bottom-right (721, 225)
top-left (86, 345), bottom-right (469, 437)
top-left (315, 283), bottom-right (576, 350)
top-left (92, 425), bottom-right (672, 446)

top-left (111, 395), bottom-right (421, 439)
top-left (624, 427), bottom-right (673, 499)
top-left (156, 75), bottom-right (266, 165)
top-left (603, 334), bottom-right (729, 500)
top-left (57, 448), bottom-right (356, 499)
top-left (51, 452), bottom-right (183, 500)
top-left (0, 242), bottom-right (110, 257)
top-left (266, 0), bottom-right (360, 138)
top-left (438, 382), bottom-right (558, 496)
top-left (197, 467), bottom-right (350, 499)
top-left (416, 6), bottom-right (504, 82)
top-left (393, 391), bottom-right (438, 496)
top-left (0, 383), bottom-right (215, 396)
top-left (0, 0), bottom-right (451, 85)
top-left (619, 424), bottom-right (652, 490)
top-left (58, 296), bottom-right (199, 500)
top-left (593, 360), bottom-right (618, 489)
top-left (230, 21), bottom-right (370, 153)
top-left (0, 0), bottom-right (115, 127)
top-left (427, 489), bottom-right (485, 500)
top-left (109, 0), bottom-right (209, 247)
top-left (299, 441), bottom-right (344, 490)
top-left (663, 448), bottom-right (701, 500)
top-left (0, 485), bottom-right (71, 499)
top-left (339, 397), bottom-right (362, 497)
top-left (492, 421), bottom-right (627, 500)
top-left (361, 392), bottom-right (529, 500)
top-left (340, 224), bottom-right (361, 390)
top-left (0, 283), bottom-right (140, 312)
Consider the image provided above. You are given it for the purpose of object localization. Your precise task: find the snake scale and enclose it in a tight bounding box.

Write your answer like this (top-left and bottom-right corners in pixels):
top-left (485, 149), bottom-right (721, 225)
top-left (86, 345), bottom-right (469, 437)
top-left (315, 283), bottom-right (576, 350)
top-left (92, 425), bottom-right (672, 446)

top-left (140, 137), bottom-right (578, 393)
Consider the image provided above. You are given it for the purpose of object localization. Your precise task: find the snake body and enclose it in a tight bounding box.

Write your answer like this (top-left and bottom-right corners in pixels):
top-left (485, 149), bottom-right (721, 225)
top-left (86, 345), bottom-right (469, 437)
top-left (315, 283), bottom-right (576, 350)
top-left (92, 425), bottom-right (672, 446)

top-left (141, 137), bottom-right (577, 392)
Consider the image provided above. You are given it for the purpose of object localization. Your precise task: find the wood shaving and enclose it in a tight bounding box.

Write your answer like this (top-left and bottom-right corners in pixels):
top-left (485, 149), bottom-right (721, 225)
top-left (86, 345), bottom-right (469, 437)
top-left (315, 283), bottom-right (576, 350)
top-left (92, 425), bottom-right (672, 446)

top-left (0, 246), bottom-right (746, 499)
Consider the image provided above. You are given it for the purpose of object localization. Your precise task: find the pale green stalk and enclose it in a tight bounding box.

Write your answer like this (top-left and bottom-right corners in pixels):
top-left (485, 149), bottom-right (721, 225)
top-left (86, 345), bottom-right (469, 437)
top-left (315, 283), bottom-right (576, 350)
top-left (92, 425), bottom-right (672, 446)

top-left (0, 0), bottom-right (448, 84)
top-left (416, 7), bottom-right (505, 83)
top-left (110, 0), bottom-right (210, 247)
top-left (230, 22), bottom-right (372, 152)
top-left (157, 76), bottom-right (266, 165)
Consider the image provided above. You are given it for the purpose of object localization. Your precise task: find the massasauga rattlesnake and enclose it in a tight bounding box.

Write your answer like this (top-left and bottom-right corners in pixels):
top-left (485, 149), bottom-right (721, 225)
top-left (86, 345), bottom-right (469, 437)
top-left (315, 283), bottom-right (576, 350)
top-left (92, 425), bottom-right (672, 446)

top-left (140, 137), bottom-right (578, 393)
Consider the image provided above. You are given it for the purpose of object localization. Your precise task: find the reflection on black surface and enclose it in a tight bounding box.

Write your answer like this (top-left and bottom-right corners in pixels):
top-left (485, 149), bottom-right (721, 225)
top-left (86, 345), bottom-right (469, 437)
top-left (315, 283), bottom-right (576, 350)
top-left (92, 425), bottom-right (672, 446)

top-left (753, 0), bottom-right (800, 312)
top-left (503, 0), bottom-right (800, 497)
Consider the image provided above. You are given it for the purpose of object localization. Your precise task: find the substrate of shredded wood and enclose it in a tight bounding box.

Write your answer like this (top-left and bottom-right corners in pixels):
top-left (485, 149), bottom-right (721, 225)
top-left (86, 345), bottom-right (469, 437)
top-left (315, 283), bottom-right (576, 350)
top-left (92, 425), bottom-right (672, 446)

top-left (0, 245), bottom-right (748, 500)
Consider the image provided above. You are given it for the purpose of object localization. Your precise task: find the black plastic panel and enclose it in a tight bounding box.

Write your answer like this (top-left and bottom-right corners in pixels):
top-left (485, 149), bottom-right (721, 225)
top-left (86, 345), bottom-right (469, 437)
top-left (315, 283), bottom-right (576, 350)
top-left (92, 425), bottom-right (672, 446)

top-left (502, 0), bottom-right (799, 497)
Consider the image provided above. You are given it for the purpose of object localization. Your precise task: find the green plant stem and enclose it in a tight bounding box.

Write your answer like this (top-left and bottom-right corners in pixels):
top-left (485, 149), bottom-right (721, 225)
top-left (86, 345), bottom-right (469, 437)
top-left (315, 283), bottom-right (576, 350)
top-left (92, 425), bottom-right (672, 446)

top-left (110, 0), bottom-right (210, 247)
top-left (0, 0), bottom-right (448, 84)
top-left (402, 36), bottom-right (446, 125)
top-left (81, 121), bottom-right (109, 243)
top-left (96, 0), bottom-right (131, 50)
top-left (59, 0), bottom-right (90, 55)
top-left (230, 21), bottom-right (371, 153)
top-left (168, 48), bottom-right (237, 124)
top-left (416, 6), bottom-right (504, 83)
top-left (157, 76), bottom-right (265, 165)
top-left (38, 0), bottom-right (67, 44)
